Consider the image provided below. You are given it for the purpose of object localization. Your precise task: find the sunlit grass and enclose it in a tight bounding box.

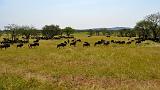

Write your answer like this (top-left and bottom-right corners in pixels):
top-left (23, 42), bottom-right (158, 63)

top-left (0, 34), bottom-right (160, 89)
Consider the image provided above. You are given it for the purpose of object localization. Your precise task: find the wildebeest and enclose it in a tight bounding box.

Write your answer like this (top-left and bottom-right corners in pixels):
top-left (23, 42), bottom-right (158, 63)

top-left (77, 39), bottom-right (82, 42)
top-left (64, 41), bottom-right (68, 44)
top-left (17, 43), bottom-right (23, 48)
top-left (126, 41), bottom-right (132, 44)
top-left (106, 35), bottom-right (110, 37)
top-left (67, 39), bottom-right (70, 43)
top-left (33, 39), bottom-right (39, 43)
top-left (22, 40), bottom-right (29, 43)
top-left (28, 43), bottom-right (39, 48)
top-left (111, 40), bottom-right (114, 43)
top-left (70, 41), bottom-right (77, 47)
top-left (94, 40), bottom-right (104, 46)
top-left (114, 41), bottom-right (125, 44)
top-left (53, 37), bottom-right (61, 40)
top-left (0, 44), bottom-right (10, 50)
top-left (71, 39), bottom-right (75, 42)
top-left (83, 42), bottom-right (90, 47)
top-left (57, 43), bottom-right (67, 48)
top-left (135, 40), bottom-right (141, 44)
top-left (103, 41), bottom-right (110, 45)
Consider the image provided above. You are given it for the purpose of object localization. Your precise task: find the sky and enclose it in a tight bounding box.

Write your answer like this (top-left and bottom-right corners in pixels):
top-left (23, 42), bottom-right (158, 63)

top-left (0, 0), bottom-right (160, 29)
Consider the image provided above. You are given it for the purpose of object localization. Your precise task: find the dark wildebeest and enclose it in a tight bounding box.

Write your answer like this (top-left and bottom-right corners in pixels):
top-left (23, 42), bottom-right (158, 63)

top-left (57, 43), bottom-right (67, 48)
top-left (83, 42), bottom-right (90, 47)
top-left (114, 41), bottom-right (125, 44)
top-left (106, 35), bottom-right (110, 37)
top-left (71, 39), bottom-right (75, 42)
top-left (17, 43), bottom-right (23, 48)
top-left (28, 43), bottom-right (39, 48)
top-left (33, 39), bottom-right (39, 43)
top-left (120, 41), bottom-right (125, 44)
top-left (77, 39), bottom-right (82, 42)
top-left (103, 41), bottom-right (110, 45)
top-left (111, 40), bottom-right (114, 43)
top-left (67, 39), bottom-right (70, 43)
top-left (135, 40), bottom-right (141, 44)
top-left (70, 41), bottom-right (77, 47)
top-left (64, 41), bottom-right (67, 44)
top-left (126, 41), bottom-right (132, 44)
top-left (0, 44), bottom-right (10, 50)
top-left (94, 41), bottom-right (103, 46)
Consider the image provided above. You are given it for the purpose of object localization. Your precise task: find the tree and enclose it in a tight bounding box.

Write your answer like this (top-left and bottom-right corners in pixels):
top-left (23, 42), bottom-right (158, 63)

top-left (63, 27), bottom-right (75, 37)
top-left (4, 24), bottom-right (19, 41)
top-left (126, 29), bottom-right (136, 37)
top-left (0, 30), bottom-right (2, 38)
top-left (16, 25), bottom-right (38, 39)
top-left (145, 12), bottom-right (160, 40)
top-left (95, 30), bottom-right (100, 36)
top-left (88, 29), bottom-right (94, 36)
top-left (101, 29), bottom-right (107, 36)
top-left (134, 20), bottom-right (152, 39)
top-left (42, 25), bottom-right (61, 38)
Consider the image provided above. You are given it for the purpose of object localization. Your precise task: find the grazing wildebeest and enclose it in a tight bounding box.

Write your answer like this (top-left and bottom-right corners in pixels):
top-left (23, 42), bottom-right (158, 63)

top-left (71, 39), bottom-right (75, 42)
top-left (103, 41), bottom-right (110, 45)
top-left (53, 37), bottom-right (61, 40)
top-left (83, 42), bottom-right (90, 47)
top-left (22, 40), bottom-right (29, 43)
top-left (28, 43), bottom-right (39, 48)
top-left (94, 39), bottom-right (106, 46)
top-left (70, 41), bottom-right (77, 47)
top-left (33, 39), bottom-right (39, 43)
top-left (94, 41), bottom-right (103, 46)
top-left (17, 43), bottom-right (23, 48)
top-left (64, 41), bottom-right (68, 44)
top-left (126, 41), bottom-right (132, 44)
top-left (77, 39), bottom-right (82, 42)
top-left (67, 39), bottom-right (70, 43)
top-left (34, 42), bottom-right (39, 46)
top-left (111, 40), bottom-right (114, 43)
top-left (0, 44), bottom-right (10, 50)
top-left (120, 41), bottom-right (125, 44)
top-left (57, 43), bottom-right (67, 48)
top-left (135, 40), bottom-right (141, 44)
top-left (114, 41), bottom-right (125, 44)
top-left (106, 35), bottom-right (110, 37)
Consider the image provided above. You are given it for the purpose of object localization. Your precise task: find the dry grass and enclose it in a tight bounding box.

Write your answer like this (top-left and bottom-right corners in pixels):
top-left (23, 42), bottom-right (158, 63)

top-left (0, 34), bottom-right (160, 90)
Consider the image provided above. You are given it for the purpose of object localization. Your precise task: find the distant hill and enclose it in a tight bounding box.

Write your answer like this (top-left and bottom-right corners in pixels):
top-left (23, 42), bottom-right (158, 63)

top-left (107, 27), bottom-right (131, 30)
top-left (76, 27), bottom-right (132, 31)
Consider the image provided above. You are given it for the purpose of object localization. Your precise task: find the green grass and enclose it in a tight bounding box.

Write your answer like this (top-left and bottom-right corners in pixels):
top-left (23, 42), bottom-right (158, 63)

top-left (0, 34), bottom-right (160, 90)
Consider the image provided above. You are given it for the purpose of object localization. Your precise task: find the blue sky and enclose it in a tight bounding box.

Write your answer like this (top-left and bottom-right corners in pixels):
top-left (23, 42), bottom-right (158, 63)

top-left (0, 0), bottom-right (160, 29)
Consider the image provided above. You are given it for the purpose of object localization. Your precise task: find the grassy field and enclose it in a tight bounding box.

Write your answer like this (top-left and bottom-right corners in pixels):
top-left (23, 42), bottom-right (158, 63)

top-left (0, 34), bottom-right (160, 90)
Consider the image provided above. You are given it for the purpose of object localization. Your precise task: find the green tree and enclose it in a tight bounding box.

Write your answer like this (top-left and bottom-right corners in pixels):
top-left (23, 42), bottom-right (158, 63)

top-left (64, 27), bottom-right (75, 37)
top-left (134, 20), bottom-right (151, 39)
top-left (88, 29), bottom-right (94, 36)
top-left (0, 30), bottom-right (2, 38)
top-left (16, 26), bottom-right (38, 39)
top-left (42, 25), bottom-right (61, 38)
top-left (101, 29), bottom-right (107, 36)
top-left (145, 12), bottom-right (160, 40)
top-left (4, 24), bottom-right (19, 41)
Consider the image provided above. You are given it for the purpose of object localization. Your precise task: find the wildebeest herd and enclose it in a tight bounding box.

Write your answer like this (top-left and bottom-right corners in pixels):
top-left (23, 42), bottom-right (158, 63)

top-left (56, 37), bottom-right (145, 48)
top-left (0, 38), bottom-right (40, 50)
top-left (0, 37), bottom-right (147, 50)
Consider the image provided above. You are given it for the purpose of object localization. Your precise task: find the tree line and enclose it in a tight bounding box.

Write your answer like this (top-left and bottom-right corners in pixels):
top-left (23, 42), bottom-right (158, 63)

top-left (0, 12), bottom-right (160, 42)
top-left (0, 24), bottom-right (75, 41)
